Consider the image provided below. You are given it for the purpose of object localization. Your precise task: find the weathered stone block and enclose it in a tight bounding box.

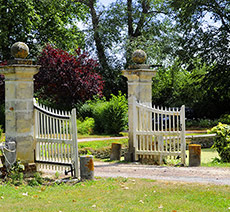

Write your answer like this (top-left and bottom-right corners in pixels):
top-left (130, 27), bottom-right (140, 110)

top-left (16, 83), bottom-right (33, 99)
top-left (5, 83), bottom-right (16, 99)
top-left (15, 101), bottom-right (27, 111)
top-left (16, 136), bottom-right (35, 163)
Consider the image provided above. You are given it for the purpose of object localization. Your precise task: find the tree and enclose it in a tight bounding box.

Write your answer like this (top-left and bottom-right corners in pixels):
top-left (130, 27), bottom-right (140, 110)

top-left (34, 44), bottom-right (104, 110)
top-left (0, 0), bottom-right (87, 61)
top-left (73, 0), bottom-right (176, 98)
top-left (168, 0), bottom-right (229, 65)
top-left (166, 0), bottom-right (230, 118)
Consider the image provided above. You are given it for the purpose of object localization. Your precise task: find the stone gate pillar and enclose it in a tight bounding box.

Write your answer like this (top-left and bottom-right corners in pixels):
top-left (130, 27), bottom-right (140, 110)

top-left (0, 42), bottom-right (40, 164)
top-left (122, 50), bottom-right (157, 161)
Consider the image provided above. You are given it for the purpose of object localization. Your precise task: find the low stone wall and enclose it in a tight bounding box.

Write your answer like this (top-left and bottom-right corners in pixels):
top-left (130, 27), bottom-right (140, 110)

top-left (186, 134), bottom-right (216, 149)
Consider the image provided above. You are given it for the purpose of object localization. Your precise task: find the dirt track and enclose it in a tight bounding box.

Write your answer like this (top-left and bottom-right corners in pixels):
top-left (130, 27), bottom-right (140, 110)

top-left (94, 161), bottom-right (230, 185)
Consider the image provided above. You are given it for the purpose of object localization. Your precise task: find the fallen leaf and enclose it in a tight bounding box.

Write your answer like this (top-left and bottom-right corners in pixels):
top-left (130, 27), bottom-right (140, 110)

top-left (33, 195), bottom-right (38, 198)
top-left (139, 200), bottom-right (144, 204)
top-left (41, 187), bottom-right (46, 192)
top-left (0, 196), bottom-right (4, 199)
top-left (172, 210), bottom-right (177, 212)
top-left (22, 192), bottom-right (28, 196)
top-left (72, 199), bottom-right (76, 202)
top-left (124, 187), bottom-right (129, 190)
top-left (144, 194), bottom-right (147, 197)
top-left (92, 204), bottom-right (96, 208)
top-left (158, 205), bottom-right (163, 209)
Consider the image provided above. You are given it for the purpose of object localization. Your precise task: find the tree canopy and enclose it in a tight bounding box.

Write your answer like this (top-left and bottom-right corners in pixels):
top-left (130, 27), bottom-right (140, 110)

top-left (0, 0), bottom-right (88, 60)
top-left (35, 45), bottom-right (104, 110)
top-left (0, 0), bottom-right (230, 119)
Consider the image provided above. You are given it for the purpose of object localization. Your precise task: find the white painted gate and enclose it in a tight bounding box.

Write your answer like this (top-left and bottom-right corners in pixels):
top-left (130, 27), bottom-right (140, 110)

top-left (132, 97), bottom-right (186, 165)
top-left (33, 99), bottom-right (79, 178)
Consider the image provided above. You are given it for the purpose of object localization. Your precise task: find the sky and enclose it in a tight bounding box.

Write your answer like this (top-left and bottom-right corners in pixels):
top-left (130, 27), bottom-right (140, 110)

top-left (99, 0), bottom-right (116, 6)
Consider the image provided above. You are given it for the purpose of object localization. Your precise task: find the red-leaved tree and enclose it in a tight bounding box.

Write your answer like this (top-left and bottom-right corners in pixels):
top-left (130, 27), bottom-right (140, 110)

top-left (34, 45), bottom-right (104, 109)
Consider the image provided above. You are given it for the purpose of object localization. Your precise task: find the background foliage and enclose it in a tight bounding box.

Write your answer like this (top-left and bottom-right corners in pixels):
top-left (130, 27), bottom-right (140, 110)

top-left (35, 45), bottom-right (104, 110)
top-left (79, 92), bottom-right (128, 134)
top-left (0, 0), bottom-right (87, 61)
top-left (0, 0), bottom-right (229, 129)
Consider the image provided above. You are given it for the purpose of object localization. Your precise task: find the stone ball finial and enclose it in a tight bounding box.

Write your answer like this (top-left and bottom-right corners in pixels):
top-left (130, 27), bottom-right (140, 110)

top-left (132, 49), bottom-right (147, 64)
top-left (11, 42), bottom-right (29, 59)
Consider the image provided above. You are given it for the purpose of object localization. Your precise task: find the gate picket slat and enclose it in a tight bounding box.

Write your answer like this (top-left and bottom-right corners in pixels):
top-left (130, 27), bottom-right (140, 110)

top-left (34, 99), bottom-right (79, 178)
top-left (134, 100), bottom-right (186, 165)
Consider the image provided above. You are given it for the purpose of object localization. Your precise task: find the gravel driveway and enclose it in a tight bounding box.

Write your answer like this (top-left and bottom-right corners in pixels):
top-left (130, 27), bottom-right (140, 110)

top-left (94, 161), bottom-right (230, 185)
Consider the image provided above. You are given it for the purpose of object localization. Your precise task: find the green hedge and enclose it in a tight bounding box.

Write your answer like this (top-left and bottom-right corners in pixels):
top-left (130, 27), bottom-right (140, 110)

top-left (79, 92), bottom-right (128, 135)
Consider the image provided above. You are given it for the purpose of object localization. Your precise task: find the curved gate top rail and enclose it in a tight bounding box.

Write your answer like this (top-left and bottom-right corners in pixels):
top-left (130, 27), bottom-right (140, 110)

top-left (132, 97), bottom-right (186, 165)
top-left (33, 99), bottom-right (79, 178)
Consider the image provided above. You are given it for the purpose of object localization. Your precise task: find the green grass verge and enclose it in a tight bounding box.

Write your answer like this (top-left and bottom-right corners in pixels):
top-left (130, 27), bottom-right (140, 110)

top-left (79, 138), bottom-right (230, 167)
top-left (0, 177), bottom-right (230, 212)
top-left (0, 132), bottom-right (128, 142)
top-left (78, 138), bottom-right (128, 149)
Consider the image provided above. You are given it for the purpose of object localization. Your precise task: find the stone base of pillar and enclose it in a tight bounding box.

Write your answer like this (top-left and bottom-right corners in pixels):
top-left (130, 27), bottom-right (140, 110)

top-left (24, 163), bottom-right (37, 177)
top-left (110, 143), bottom-right (122, 161)
top-left (140, 155), bottom-right (161, 165)
top-left (124, 147), bottom-right (136, 162)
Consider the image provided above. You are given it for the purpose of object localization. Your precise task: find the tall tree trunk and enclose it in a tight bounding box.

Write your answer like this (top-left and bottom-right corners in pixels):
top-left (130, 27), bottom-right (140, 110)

top-left (125, 0), bottom-right (151, 67)
top-left (75, 0), bottom-right (110, 71)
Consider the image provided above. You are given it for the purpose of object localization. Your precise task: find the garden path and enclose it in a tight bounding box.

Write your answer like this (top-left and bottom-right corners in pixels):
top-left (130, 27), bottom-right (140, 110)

top-left (94, 161), bottom-right (230, 185)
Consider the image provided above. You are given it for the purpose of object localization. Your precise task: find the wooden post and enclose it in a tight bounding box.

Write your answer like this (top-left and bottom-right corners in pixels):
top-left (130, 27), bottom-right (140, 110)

top-left (80, 155), bottom-right (94, 180)
top-left (180, 105), bottom-right (186, 165)
top-left (71, 108), bottom-right (79, 178)
top-left (110, 143), bottom-right (122, 161)
top-left (189, 144), bottom-right (201, 166)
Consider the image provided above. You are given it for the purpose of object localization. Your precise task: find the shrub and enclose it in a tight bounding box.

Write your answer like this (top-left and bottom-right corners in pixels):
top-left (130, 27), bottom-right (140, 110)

top-left (103, 93), bottom-right (128, 134)
top-left (77, 117), bottom-right (95, 135)
top-left (79, 92), bottom-right (128, 134)
top-left (218, 114), bottom-right (230, 125)
top-left (7, 160), bottom-right (24, 186)
top-left (90, 98), bottom-right (109, 134)
top-left (34, 45), bottom-right (104, 110)
top-left (209, 123), bottom-right (230, 162)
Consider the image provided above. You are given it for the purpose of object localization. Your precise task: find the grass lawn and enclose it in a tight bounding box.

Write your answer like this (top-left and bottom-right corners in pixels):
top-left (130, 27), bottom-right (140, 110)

top-left (79, 138), bottom-right (230, 167)
top-left (0, 132), bottom-right (128, 141)
top-left (0, 177), bottom-right (230, 212)
top-left (78, 138), bottom-right (128, 149)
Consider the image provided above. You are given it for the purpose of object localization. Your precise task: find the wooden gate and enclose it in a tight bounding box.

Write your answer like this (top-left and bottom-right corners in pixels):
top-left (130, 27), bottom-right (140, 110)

top-left (132, 97), bottom-right (186, 165)
top-left (33, 99), bottom-right (79, 178)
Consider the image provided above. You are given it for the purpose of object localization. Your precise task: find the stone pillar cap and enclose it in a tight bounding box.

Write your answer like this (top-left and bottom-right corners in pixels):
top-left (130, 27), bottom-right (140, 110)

top-left (11, 42), bottom-right (29, 59)
top-left (132, 49), bottom-right (147, 64)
